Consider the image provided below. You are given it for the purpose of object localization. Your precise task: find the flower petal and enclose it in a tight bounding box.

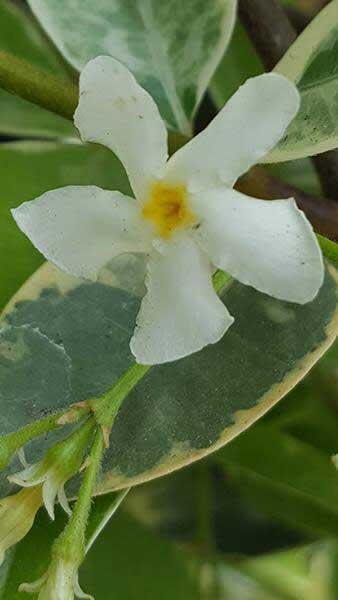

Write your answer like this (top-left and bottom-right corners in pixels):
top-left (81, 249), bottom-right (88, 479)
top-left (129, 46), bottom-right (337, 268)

top-left (8, 464), bottom-right (45, 488)
top-left (42, 477), bottom-right (59, 520)
top-left (191, 187), bottom-right (324, 304)
top-left (74, 56), bottom-right (168, 201)
top-left (130, 234), bottom-right (233, 365)
top-left (17, 447), bottom-right (29, 468)
top-left (19, 574), bottom-right (47, 594)
top-left (12, 186), bottom-right (152, 281)
top-left (164, 74), bottom-right (300, 192)
top-left (57, 484), bottom-right (72, 517)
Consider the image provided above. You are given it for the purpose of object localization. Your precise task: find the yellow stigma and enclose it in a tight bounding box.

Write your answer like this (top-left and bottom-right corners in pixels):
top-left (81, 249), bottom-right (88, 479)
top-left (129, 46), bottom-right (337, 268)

top-left (142, 182), bottom-right (196, 238)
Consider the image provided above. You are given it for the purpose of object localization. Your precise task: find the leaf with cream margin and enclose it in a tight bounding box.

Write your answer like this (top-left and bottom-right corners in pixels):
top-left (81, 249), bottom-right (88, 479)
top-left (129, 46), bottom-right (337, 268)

top-left (0, 0), bottom-right (75, 138)
top-left (27, 0), bottom-right (237, 135)
top-left (265, 0), bottom-right (338, 163)
top-left (0, 252), bottom-right (338, 496)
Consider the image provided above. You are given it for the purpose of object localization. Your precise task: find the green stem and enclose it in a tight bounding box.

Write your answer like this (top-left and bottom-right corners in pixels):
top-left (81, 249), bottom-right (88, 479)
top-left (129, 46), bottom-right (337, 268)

top-left (0, 49), bottom-right (189, 152)
top-left (54, 365), bottom-right (150, 560)
top-left (71, 433), bottom-right (104, 526)
top-left (85, 488), bottom-right (130, 553)
top-left (0, 404), bottom-right (90, 471)
top-left (58, 430), bottom-right (104, 563)
top-left (0, 50), bottom-right (78, 121)
top-left (90, 363), bottom-right (150, 429)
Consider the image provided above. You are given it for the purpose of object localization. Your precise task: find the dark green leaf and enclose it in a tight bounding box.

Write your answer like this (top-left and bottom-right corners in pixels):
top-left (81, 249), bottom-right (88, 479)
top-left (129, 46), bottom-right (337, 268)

top-left (216, 424), bottom-right (338, 538)
top-left (0, 0), bottom-right (75, 138)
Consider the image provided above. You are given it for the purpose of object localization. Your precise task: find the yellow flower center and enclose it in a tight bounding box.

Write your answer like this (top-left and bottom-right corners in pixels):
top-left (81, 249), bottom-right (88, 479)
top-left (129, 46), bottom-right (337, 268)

top-left (142, 182), bottom-right (196, 238)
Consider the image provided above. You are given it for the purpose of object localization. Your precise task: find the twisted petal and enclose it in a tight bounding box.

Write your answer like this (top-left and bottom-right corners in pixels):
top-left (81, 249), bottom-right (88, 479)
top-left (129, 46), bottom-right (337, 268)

top-left (73, 574), bottom-right (94, 599)
top-left (8, 463), bottom-right (45, 487)
top-left (19, 574), bottom-right (48, 594)
top-left (42, 477), bottom-right (60, 521)
top-left (191, 187), bottom-right (324, 304)
top-left (57, 484), bottom-right (72, 518)
top-left (165, 74), bottom-right (300, 192)
top-left (17, 447), bottom-right (29, 468)
top-left (12, 186), bottom-right (152, 280)
top-left (130, 234), bottom-right (233, 365)
top-left (74, 56), bottom-right (168, 201)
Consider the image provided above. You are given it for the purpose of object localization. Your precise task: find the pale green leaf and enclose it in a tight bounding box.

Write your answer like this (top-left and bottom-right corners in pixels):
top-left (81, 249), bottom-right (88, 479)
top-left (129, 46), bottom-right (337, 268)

top-left (265, 0), bottom-right (338, 163)
top-left (27, 0), bottom-right (237, 134)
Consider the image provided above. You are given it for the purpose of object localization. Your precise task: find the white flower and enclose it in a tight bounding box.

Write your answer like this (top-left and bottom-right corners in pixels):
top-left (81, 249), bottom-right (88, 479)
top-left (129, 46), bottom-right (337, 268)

top-left (19, 558), bottom-right (93, 600)
top-left (12, 56), bottom-right (324, 365)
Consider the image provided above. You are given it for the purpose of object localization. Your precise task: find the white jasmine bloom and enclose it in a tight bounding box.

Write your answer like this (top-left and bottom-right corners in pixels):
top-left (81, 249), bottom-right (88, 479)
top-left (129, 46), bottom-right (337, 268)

top-left (19, 558), bottom-right (92, 600)
top-left (0, 486), bottom-right (42, 564)
top-left (12, 56), bottom-right (324, 365)
top-left (8, 459), bottom-right (71, 521)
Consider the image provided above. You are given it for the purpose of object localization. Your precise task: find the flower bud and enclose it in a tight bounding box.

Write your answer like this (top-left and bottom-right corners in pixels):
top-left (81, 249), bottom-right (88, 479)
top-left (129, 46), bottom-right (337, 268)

top-left (9, 421), bottom-right (93, 520)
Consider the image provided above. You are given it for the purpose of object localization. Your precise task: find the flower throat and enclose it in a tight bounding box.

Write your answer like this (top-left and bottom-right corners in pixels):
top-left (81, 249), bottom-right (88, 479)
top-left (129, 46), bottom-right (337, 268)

top-left (142, 181), bottom-right (196, 238)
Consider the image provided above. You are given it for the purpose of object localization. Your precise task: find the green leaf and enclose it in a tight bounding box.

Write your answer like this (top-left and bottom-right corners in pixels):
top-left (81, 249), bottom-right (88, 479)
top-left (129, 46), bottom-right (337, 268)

top-left (0, 141), bottom-right (130, 311)
top-left (241, 545), bottom-right (313, 599)
top-left (27, 0), bottom-right (237, 135)
top-left (265, 1), bottom-right (338, 163)
top-left (318, 236), bottom-right (338, 270)
top-left (1, 256), bottom-right (338, 496)
top-left (216, 423), bottom-right (338, 538)
top-left (306, 540), bottom-right (338, 600)
top-left (243, 541), bottom-right (338, 600)
top-left (82, 511), bottom-right (199, 599)
top-left (0, 500), bottom-right (199, 599)
top-left (0, 0), bottom-right (75, 138)
top-left (266, 158), bottom-right (322, 197)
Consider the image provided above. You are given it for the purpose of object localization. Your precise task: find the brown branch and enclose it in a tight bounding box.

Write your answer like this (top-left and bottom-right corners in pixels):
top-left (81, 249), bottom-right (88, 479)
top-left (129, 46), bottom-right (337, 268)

top-left (286, 8), bottom-right (311, 33)
top-left (311, 151), bottom-right (338, 200)
top-left (239, 0), bottom-right (338, 202)
top-left (238, 0), bottom-right (296, 71)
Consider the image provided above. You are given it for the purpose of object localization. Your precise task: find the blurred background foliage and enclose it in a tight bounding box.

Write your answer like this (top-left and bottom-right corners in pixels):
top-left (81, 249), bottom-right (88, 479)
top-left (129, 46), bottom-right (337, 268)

top-left (1, 0), bottom-right (338, 598)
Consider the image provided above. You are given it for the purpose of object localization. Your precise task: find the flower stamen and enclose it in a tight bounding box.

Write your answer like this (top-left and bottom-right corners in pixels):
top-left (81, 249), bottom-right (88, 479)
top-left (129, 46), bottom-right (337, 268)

top-left (142, 181), bottom-right (196, 238)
